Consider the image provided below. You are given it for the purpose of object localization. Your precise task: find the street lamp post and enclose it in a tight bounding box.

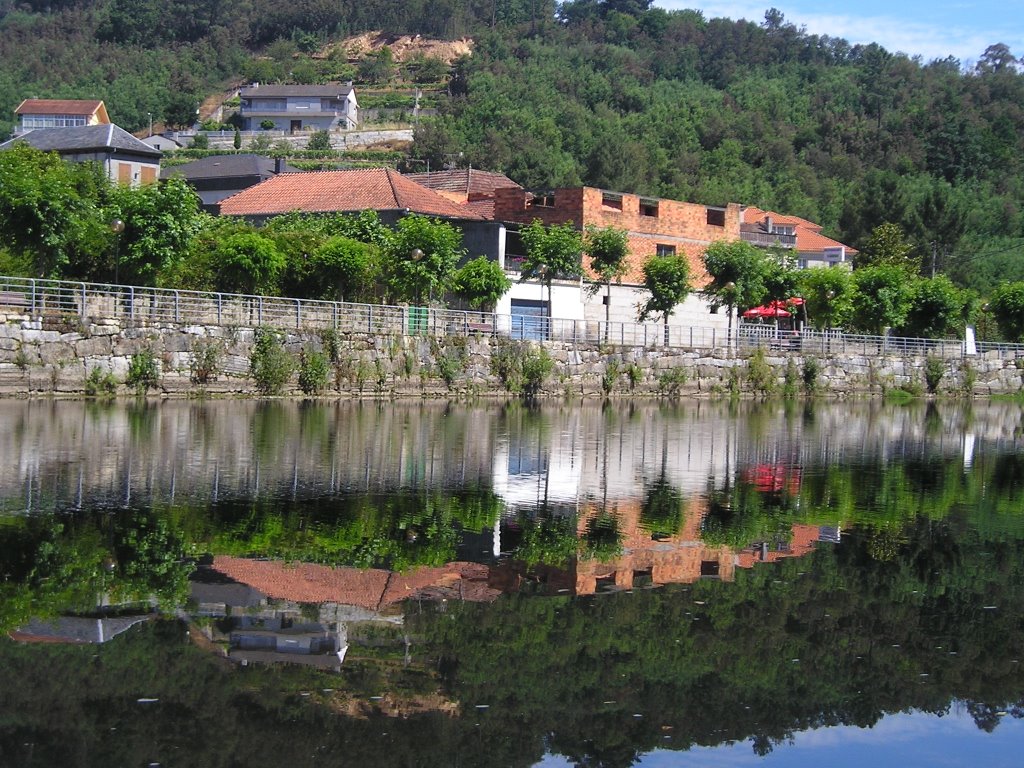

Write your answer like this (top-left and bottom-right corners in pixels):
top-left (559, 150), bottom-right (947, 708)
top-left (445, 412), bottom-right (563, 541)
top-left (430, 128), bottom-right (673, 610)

top-left (825, 289), bottom-right (835, 353)
top-left (110, 219), bottom-right (125, 284)
top-left (724, 281), bottom-right (736, 351)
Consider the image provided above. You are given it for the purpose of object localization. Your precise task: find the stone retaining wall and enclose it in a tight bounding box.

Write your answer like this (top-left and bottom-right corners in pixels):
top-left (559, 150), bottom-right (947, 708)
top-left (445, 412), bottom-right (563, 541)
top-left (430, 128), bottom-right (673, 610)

top-left (0, 316), bottom-right (1021, 398)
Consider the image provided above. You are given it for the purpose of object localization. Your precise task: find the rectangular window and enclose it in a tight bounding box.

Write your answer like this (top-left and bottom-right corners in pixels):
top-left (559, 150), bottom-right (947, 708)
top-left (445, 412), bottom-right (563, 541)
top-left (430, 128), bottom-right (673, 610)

top-left (601, 193), bottom-right (622, 212)
top-left (528, 192), bottom-right (555, 208)
top-left (655, 244), bottom-right (676, 257)
top-left (706, 207), bottom-right (726, 227)
top-left (639, 199), bottom-right (659, 217)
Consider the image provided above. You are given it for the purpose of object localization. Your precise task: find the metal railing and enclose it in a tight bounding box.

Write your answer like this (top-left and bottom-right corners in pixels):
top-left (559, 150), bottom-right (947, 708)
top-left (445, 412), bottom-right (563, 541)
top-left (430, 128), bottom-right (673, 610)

top-left (1, 275), bottom-right (1020, 359)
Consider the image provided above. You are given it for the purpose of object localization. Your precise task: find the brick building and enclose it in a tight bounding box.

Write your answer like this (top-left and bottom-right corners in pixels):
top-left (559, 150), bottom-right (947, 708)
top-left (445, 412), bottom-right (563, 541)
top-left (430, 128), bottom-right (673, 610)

top-left (489, 186), bottom-right (743, 332)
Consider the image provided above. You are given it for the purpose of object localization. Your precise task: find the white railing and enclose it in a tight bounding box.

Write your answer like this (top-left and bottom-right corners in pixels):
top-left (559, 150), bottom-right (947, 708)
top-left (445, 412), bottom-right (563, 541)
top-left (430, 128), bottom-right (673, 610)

top-left (1, 275), bottom-right (1019, 359)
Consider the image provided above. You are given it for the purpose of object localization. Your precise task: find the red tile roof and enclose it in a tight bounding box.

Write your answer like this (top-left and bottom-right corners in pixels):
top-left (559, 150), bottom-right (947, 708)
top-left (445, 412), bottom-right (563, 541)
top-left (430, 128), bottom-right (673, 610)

top-left (743, 206), bottom-right (857, 255)
top-left (406, 169), bottom-right (522, 199)
top-left (218, 168), bottom-right (485, 220)
top-left (210, 556), bottom-right (500, 609)
top-left (15, 99), bottom-right (107, 118)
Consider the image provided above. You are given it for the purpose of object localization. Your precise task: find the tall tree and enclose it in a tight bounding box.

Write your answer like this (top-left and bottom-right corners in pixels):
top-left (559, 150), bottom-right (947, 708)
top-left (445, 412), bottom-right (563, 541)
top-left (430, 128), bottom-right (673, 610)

top-left (584, 224), bottom-right (630, 334)
top-left (638, 251), bottom-right (691, 343)
top-left (519, 219), bottom-right (584, 316)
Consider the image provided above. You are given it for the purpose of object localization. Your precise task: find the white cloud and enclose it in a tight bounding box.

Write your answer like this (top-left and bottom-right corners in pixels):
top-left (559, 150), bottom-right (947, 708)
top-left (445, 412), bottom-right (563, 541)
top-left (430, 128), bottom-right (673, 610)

top-left (654, 2), bottom-right (1020, 63)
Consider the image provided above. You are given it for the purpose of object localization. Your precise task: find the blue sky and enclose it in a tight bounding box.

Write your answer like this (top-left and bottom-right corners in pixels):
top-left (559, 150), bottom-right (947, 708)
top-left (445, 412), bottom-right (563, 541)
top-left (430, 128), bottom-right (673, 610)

top-left (654, 1), bottom-right (1023, 65)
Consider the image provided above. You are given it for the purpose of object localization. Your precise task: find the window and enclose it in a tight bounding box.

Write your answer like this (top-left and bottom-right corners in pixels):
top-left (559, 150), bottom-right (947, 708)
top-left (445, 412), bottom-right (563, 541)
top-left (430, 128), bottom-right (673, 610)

top-left (528, 192), bottom-right (555, 208)
top-left (22, 114), bottom-right (87, 129)
top-left (639, 199), bottom-right (659, 217)
top-left (601, 193), bottom-right (622, 212)
top-left (706, 207), bottom-right (726, 227)
top-left (656, 244), bottom-right (676, 257)
top-left (772, 224), bottom-right (795, 235)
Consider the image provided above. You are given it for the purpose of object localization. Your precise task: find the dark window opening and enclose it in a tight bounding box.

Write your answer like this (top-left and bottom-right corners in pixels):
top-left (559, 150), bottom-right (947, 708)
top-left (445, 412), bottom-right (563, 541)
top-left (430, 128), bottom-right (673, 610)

top-left (706, 207), bottom-right (726, 227)
top-left (602, 193), bottom-right (623, 211)
top-left (700, 560), bottom-right (721, 577)
top-left (640, 199), bottom-right (659, 217)
top-left (528, 192), bottom-right (555, 208)
top-left (656, 244), bottom-right (676, 257)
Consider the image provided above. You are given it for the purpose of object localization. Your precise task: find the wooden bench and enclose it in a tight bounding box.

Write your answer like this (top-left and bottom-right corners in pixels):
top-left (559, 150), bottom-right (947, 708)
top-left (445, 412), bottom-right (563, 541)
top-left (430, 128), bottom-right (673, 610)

top-left (0, 291), bottom-right (29, 311)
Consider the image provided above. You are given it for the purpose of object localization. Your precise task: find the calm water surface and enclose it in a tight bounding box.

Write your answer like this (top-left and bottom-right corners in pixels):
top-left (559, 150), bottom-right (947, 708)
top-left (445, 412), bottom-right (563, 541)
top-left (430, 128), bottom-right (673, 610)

top-left (1, 399), bottom-right (1023, 767)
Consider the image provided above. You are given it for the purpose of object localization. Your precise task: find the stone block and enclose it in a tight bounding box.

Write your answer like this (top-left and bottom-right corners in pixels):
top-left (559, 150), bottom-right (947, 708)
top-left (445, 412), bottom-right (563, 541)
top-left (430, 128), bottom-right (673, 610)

top-left (75, 336), bottom-right (112, 357)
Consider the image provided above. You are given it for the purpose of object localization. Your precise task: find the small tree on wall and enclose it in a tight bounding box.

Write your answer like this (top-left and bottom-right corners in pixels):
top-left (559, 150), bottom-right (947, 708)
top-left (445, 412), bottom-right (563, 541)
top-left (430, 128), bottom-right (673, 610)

top-left (382, 214), bottom-right (465, 305)
top-left (638, 251), bottom-right (691, 344)
top-left (585, 224), bottom-right (630, 336)
top-left (451, 256), bottom-right (512, 311)
top-left (520, 220), bottom-right (584, 318)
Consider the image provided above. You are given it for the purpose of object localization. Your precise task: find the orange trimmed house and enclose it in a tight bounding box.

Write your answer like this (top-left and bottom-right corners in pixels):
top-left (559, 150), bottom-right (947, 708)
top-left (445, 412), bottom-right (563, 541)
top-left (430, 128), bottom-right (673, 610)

top-left (13, 98), bottom-right (110, 136)
top-left (741, 206), bottom-right (857, 269)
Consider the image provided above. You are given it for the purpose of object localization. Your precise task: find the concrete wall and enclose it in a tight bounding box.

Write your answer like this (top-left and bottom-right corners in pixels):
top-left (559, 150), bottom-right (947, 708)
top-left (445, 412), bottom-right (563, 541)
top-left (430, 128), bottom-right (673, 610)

top-left (1, 315), bottom-right (1021, 399)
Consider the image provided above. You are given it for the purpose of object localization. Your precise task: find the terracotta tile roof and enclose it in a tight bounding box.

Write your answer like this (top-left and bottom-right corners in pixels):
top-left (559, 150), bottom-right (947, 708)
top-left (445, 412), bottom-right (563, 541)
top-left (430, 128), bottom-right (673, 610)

top-left (218, 168), bottom-right (485, 220)
top-left (210, 556), bottom-right (499, 610)
top-left (406, 169), bottom-right (522, 198)
top-left (742, 206), bottom-right (857, 254)
top-left (14, 98), bottom-right (106, 117)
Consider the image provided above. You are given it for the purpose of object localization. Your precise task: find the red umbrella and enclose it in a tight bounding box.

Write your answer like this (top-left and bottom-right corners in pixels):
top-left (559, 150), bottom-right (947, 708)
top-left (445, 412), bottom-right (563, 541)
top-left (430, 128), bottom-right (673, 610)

top-left (743, 304), bottom-right (791, 318)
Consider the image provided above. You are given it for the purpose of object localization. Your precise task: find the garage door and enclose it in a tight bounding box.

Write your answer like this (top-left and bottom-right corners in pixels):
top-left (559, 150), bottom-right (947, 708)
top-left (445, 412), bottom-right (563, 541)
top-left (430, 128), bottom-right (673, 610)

top-left (510, 299), bottom-right (549, 340)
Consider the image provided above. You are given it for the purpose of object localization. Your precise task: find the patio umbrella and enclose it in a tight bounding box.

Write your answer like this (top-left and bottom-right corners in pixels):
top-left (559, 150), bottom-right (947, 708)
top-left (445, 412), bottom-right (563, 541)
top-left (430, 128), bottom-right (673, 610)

top-left (743, 304), bottom-right (791, 318)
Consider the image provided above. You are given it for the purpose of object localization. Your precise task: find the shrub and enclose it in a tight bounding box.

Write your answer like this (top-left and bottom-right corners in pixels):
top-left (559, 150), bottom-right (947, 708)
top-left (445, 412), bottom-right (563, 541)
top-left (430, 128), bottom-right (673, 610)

top-left (84, 366), bottom-right (117, 397)
top-left (657, 366), bottom-right (688, 396)
top-left (259, 119), bottom-right (276, 130)
top-left (783, 358), bottom-right (800, 398)
top-left (958, 360), bottom-right (976, 396)
top-left (491, 338), bottom-right (525, 392)
top-left (191, 133), bottom-right (209, 149)
top-left (190, 337), bottom-right (221, 385)
top-left (432, 338), bottom-right (467, 389)
top-left (250, 327), bottom-right (294, 395)
top-left (802, 357), bottom-right (821, 394)
top-left (746, 348), bottom-right (776, 395)
top-left (521, 346), bottom-right (553, 398)
top-left (924, 355), bottom-right (945, 394)
top-left (319, 328), bottom-right (341, 364)
top-left (306, 130), bottom-right (332, 151)
top-left (626, 362), bottom-right (643, 390)
top-left (125, 348), bottom-right (160, 393)
top-left (602, 359), bottom-right (621, 395)
top-left (298, 348), bottom-right (329, 395)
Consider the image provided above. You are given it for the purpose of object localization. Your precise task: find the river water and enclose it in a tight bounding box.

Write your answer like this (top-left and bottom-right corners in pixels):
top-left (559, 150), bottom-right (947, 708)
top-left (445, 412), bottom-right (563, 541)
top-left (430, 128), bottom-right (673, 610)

top-left (1, 399), bottom-right (1023, 767)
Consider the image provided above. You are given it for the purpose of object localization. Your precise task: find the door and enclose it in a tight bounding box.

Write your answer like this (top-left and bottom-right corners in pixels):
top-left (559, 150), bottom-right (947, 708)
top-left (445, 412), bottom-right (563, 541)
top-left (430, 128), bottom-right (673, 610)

top-left (510, 299), bottom-right (549, 340)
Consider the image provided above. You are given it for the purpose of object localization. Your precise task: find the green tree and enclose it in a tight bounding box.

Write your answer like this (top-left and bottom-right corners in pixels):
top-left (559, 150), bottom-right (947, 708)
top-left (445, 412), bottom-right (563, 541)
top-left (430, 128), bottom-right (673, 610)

top-left (585, 224), bottom-right (630, 332)
top-left (451, 256), bottom-right (512, 311)
top-left (850, 264), bottom-right (915, 335)
top-left (213, 232), bottom-right (285, 295)
top-left (358, 46), bottom-right (395, 84)
top-left (233, 128), bottom-right (242, 150)
top-left (0, 144), bottom-right (100, 277)
top-left (520, 220), bottom-right (584, 316)
top-left (382, 214), bottom-right (465, 304)
top-left (104, 178), bottom-right (204, 286)
top-left (988, 281), bottom-right (1024, 342)
top-left (899, 275), bottom-right (970, 339)
top-left (796, 267), bottom-right (855, 331)
top-left (310, 236), bottom-right (376, 301)
top-left (857, 223), bottom-right (919, 270)
top-left (638, 251), bottom-right (691, 342)
top-left (701, 240), bottom-right (771, 340)
top-left (306, 130), bottom-right (333, 151)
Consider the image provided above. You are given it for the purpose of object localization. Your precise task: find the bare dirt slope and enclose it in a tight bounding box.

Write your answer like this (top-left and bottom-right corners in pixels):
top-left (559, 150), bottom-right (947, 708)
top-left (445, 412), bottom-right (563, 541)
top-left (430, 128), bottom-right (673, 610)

top-left (320, 31), bottom-right (473, 64)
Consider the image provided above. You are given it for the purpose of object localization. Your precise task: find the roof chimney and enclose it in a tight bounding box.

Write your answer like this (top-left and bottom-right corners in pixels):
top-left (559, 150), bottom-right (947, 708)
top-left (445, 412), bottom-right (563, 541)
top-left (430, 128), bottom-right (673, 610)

top-left (275, 156), bottom-right (283, 174)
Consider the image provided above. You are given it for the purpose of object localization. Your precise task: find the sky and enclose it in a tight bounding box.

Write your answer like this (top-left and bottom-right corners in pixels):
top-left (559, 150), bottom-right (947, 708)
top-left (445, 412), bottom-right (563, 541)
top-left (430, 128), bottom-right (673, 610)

top-left (534, 706), bottom-right (1024, 768)
top-left (654, 1), bottom-right (1024, 66)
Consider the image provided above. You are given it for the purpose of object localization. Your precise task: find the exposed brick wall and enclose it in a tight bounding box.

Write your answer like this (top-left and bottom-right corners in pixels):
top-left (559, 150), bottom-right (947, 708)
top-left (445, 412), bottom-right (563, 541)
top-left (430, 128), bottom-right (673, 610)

top-left (493, 186), bottom-right (740, 288)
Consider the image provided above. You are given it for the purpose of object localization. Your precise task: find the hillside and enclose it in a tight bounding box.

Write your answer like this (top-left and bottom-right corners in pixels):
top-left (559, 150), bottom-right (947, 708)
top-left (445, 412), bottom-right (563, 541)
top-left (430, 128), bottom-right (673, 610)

top-left (1, 1), bottom-right (1022, 292)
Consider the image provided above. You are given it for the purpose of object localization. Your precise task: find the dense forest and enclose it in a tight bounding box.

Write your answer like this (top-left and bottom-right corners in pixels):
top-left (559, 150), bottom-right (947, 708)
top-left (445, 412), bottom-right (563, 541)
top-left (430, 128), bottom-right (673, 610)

top-left (1, 1), bottom-right (1023, 293)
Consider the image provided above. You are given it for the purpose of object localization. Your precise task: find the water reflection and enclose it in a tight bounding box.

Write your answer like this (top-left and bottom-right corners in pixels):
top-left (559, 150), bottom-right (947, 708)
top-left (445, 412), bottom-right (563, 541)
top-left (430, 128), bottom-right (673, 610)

top-left (2, 400), bottom-right (1024, 767)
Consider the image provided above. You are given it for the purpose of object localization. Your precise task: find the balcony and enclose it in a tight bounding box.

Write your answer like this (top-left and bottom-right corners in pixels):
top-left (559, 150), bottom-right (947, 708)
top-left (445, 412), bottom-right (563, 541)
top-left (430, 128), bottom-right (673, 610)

top-left (740, 230), bottom-right (797, 249)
